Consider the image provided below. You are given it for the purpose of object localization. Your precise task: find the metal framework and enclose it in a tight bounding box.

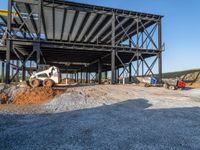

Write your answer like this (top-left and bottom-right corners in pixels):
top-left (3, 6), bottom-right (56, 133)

top-left (0, 0), bottom-right (163, 84)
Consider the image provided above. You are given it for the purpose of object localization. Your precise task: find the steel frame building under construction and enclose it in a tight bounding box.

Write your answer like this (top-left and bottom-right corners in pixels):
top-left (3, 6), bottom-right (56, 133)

top-left (0, 0), bottom-right (163, 84)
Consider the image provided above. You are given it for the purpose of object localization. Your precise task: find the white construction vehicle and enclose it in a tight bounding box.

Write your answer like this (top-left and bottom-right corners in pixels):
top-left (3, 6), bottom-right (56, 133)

top-left (29, 66), bottom-right (61, 88)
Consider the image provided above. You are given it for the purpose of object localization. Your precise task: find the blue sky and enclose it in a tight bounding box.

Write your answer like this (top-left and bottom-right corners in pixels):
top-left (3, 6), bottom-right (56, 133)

top-left (0, 0), bottom-right (200, 72)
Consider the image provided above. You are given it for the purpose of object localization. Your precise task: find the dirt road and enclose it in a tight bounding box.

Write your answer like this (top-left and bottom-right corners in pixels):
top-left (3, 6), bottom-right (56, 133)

top-left (0, 85), bottom-right (200, 149)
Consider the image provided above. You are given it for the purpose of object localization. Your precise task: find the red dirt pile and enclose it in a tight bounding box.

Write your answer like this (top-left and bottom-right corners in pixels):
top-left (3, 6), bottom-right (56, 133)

top-left (13, 87), bottom-right (55, 105)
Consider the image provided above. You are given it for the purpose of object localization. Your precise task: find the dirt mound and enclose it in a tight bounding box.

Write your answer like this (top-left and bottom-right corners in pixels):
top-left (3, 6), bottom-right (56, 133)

top-left (0, 93), bottom-right (8, 104)
top-left (186, 82), bottom-right (200, 88)
top-left (13, 87), bottom-right (55, 105)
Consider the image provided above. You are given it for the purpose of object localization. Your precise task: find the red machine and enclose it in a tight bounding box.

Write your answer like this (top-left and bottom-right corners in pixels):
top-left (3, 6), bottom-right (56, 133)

top-left (163, 79), bottom-right (186, 90)
top-left (177, 80), bottom-right (186, 89)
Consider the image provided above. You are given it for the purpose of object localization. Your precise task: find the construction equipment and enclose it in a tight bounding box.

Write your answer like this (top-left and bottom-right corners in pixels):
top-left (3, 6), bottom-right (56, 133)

top-left (29, 66), bottom-right (61, 88)
top-left (136, 76), bottom-right (158, 87)
top-left (162, 78), bottom-right (186, 90)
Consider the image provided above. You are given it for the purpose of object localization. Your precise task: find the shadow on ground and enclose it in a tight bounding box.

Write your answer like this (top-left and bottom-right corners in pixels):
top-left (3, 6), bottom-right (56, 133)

top-left (1, 99), bottom-right (200, 150)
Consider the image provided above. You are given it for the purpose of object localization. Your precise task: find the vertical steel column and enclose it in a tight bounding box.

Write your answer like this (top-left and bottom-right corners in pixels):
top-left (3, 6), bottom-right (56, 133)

top-left (33, 43), bottom-right (41, 68)
top-left (6, 0), bottom-right (12, 84)
top-left (136, 17), bottom-right (139, 77)
top-left (142, 60), bottom-right (144, 76)
top-left (16, 60), bottom-right (19, 82)
top-left (77, 72), bottom-right (79, 83)
top-left (105, 71), bottom-right (107, 79)
top-left (115, 68), bottom-right (119, 83)
top-left (86, 69), bottom-right (88, 83)
top-left (80, 68), bottom-right (82, 83)
top-left (1, 62), bottom-right (4, 83)
top-left (129, 63), bottom-right (132, 82)
top-left (11, 60), bottom-right (14, 78)
top-left (137, 52), bottom-right (139, 76)
top-left (98, 59), bottom-right (102, 84)
top-left (95, 72), bottom-right (98, 82)
top-left (89, 73), bottom-right (91, 83)
top-left (22, 59), bottom-right (26, 81)
top-left (36, 0), bottom-right (42, 67)
top-left (111, 13), bottom-right (116, 84)
top-left (158, 19), bottom-right (162, 83)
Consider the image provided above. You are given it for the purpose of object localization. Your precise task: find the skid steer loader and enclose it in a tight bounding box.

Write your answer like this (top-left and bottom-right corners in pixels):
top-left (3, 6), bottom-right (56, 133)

top-left (29, 66), bottom-right (61, 88)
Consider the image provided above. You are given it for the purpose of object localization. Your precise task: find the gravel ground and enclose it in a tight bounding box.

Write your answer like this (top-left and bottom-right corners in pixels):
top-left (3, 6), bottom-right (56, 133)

top-left (0, 85), bottom-right (200, 149)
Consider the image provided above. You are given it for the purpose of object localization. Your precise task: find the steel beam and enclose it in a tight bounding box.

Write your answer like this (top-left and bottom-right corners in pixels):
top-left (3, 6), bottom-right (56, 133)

top-left (105, 71), bottom-right (107, 79)
top-left (24, 3), bottom-right (38, 35)
top-left (38, 0), bottom-right (42, 39)
top-left (129, 63), bottom-right (132, 82)
top-left (11, 60), bottom-right (14, 77)
top-left (16, 60), bottom-right (19, 82)
top-left (1, 62), bottom-right (4, 83)
top-left (98, 59), bottom-right (102, 84)
top-left (41, 0), bottom-right (48, 39)
top-left (60, 9), bottom-right (67, 41)
top-left (111, 13), bottom-right (116, 84)
top-left (52, 4), bottom-right (55, 40)
top-left (86, 69), bottom-right (89, 83)
top-left (158, 19), bottom-right (162, 83)
top-left (14, 0), bottom-right (38, 5)
top-left (137, 52), bottom-right (139, 76)
top-left (22, 59), bottom-right (26, 81)
top-left (33, 43), bottom-right (41, 68)
top-left (116, 68), bottom-right (119, 83)
top-left (6, 0), bottom-right (12, 84)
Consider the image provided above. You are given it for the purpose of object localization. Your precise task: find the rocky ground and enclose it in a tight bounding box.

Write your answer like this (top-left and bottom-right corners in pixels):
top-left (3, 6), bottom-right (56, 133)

top-left (0, 84), bottom-right (200, 149)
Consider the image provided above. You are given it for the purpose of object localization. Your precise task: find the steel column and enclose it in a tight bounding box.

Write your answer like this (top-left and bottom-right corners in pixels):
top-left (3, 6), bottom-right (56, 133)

top-left (38, 0), bottom-right (42, 39)
top-left (1, 62), bottom-right (5, 83)
top-left (16, 60), bottom-right (19, 82)
top-left (158, 19), bottom-right (162, 83)
top-left (98, 59), bottom-right (102, 84)
top-left (33, 43), bottom-right (41, 68)
top-left (22, 59), bottom-right (26, 81)
top-left (80, 68), bottom-right (82, 83)
top-left (116, 68), bottom-right (119, 83)
top-left (77, 72), bottom-right (79, 82)
top-left (142, 60), bottom-right (144, 76)
top-left (129, 63), bottom-right (132, 83)
top-left (11, 60), bottom-right (14, 78)
top-left (86, 69), bottom-right (89, 83)
top-left (111, 13), bottom-right (116, 84)
top-left (105, 71), bottom-right (107, 79)
top-left (6, 0), bottom-right (12, 84)
top-left (137, 52), bottom-right (139, 76)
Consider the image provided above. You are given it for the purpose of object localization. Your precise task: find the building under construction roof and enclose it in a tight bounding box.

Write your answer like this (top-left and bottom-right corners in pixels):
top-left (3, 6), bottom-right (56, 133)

top-left (0, 0), bottom-right (163, 84)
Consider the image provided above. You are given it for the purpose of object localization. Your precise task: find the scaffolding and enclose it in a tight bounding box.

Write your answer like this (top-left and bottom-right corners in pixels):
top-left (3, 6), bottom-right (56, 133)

top-left (0, 0), bottom-right (163, 84)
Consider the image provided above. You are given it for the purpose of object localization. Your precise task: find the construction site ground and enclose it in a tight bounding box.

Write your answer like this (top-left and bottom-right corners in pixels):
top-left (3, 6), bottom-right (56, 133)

top-left (1, 84), bottom-right (200, 149)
